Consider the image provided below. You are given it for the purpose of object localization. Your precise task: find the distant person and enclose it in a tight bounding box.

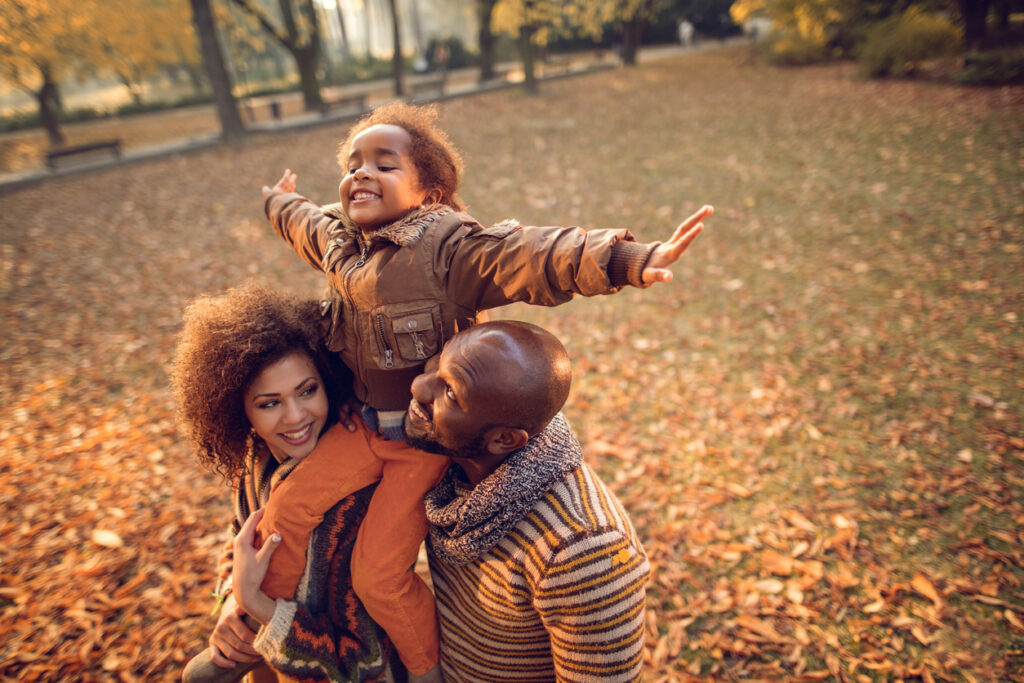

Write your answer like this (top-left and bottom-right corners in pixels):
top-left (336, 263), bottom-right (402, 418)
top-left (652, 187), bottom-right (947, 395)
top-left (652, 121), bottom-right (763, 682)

top-left (405, 320), bottom-right (651, 681)
top-left (678, 19), bottom-right (695, 47)
top-left (172, 285), bottom-right (405, 683)
top-left (254, 101), bottom-right (713, 682)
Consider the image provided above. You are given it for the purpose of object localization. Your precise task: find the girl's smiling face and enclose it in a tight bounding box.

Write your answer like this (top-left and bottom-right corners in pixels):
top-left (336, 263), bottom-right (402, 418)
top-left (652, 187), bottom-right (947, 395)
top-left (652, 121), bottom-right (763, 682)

top-left (339, 124), bottom-right (430, 232)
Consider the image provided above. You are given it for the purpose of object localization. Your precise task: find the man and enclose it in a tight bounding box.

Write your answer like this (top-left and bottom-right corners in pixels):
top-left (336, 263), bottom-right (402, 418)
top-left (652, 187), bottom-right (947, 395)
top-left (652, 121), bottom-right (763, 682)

top-left (404, 320), bottom-right (650, 682)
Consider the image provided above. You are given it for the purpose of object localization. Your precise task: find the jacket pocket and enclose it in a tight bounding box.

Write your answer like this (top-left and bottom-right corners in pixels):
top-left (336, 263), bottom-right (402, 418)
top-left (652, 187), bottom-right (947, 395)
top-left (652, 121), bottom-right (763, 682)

top-left (370, 302), bottom-right (440, 367)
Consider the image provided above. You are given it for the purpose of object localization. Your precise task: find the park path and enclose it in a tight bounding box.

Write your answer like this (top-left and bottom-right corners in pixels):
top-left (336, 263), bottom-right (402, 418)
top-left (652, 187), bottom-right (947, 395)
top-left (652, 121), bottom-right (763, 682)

top-left (0, 41), bottom-right (738, 191)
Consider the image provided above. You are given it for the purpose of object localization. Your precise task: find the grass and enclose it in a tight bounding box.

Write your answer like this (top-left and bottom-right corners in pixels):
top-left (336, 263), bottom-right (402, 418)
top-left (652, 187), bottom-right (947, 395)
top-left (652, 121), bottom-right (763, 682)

top-left (1, 46), bottom-right (1022, 681)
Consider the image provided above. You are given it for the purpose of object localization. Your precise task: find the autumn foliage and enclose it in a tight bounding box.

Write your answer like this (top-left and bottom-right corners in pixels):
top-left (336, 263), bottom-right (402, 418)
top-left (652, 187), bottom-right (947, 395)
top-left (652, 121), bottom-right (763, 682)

top-left (1, 47), bottom-right (1022, 681)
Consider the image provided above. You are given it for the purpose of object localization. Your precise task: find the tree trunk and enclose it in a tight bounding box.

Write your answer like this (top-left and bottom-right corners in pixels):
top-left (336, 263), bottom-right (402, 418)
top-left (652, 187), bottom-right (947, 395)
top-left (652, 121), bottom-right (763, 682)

top-left (334, 0), bottom-right (352, 63)
top-left (189, 0), bottom-right (245, 142)
top-left (518, 23), bottom-right (538, 94)
top-left (386, 0), bottom-right (405, 96)
top-left (295, 46), bottom-right (323, 109)
top-left (364, 0), bottom-right (373, 59)
top-left (38, 66), bottom-right (65, 147)
top-left (620, 18), bottom-right (642, 66)
top-left (958, 0), bottom-right (990, 50)
top-left (477, 0), bottom-right (498, 82)
top-left (408, 0), bottom-right (425, 56)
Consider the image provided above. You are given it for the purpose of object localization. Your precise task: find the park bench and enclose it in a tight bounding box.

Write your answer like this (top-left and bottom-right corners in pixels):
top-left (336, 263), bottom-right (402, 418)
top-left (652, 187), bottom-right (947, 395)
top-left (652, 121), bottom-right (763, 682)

top-left (319, 92), bottom-right (368, 117)
top-left (407, 72), bottom-right (447, 101)
top-left (45, 139), bottom-right (122, 170)
top-left (542, 54), bottom-right (573, 76)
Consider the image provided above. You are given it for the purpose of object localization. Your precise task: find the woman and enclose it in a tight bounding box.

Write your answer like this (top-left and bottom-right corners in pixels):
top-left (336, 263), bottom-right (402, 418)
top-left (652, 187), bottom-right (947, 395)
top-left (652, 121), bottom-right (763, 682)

top-left (172, 284), bottom-right (406, 682)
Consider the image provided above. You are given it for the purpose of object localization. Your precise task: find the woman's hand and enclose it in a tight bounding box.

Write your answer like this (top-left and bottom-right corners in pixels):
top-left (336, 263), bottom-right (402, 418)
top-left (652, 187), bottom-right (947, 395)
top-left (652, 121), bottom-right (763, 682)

top-left (642, 205), bottom-right (713, 284)
top-left (208, 593), bottom-right (261, 667)
top-left (232, 509), bottom-right (282, 625)
top-left (261, 169), bottom-right (298, 199)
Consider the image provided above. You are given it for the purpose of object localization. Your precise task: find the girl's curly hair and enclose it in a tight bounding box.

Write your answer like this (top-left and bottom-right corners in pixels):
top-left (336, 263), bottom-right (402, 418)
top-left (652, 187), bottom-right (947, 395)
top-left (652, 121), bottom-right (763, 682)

top-left (337, 102), bottom-right (466, 212)
top-left (171, 284), bottom-right (350, 482)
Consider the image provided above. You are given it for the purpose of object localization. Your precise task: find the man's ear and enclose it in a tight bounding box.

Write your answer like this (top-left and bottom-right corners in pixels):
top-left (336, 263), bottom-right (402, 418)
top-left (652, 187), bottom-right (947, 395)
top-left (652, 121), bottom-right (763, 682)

top-left (485, 427), bottom-right (529, 455)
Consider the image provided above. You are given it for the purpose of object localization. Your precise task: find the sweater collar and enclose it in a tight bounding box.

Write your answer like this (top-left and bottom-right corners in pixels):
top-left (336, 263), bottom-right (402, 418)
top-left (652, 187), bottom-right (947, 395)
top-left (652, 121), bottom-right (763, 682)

top-left (323, 203), bottom-right (454, 248)
top-left (424, 413), bottom-right (583, 566)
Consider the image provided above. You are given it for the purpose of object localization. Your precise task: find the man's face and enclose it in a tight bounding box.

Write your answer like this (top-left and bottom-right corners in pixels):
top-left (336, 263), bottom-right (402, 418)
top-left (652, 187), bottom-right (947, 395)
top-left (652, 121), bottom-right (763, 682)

top-left (404, 332), bottom-right (501, 458)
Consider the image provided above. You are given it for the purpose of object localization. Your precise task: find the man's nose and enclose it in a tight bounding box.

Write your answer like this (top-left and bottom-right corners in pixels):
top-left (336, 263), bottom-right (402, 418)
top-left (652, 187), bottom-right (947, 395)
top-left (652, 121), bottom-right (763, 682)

top-left (410, 372), bottom-right (435, 402)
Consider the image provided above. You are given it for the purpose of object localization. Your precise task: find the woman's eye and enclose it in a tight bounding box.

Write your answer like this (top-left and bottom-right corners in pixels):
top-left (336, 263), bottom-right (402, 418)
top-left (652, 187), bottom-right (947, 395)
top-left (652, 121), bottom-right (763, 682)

top-left (301, 384), bottom-right (318, 397)
top-left (258, 400), bottom-right (279, 409)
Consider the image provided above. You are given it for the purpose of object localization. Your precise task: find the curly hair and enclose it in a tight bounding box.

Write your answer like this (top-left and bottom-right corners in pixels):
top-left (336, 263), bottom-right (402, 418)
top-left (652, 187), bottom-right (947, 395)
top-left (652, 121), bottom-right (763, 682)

top-left (171, 284), bottom-right (350, 482)
top-left (337, 102), bottom-right (466, 212)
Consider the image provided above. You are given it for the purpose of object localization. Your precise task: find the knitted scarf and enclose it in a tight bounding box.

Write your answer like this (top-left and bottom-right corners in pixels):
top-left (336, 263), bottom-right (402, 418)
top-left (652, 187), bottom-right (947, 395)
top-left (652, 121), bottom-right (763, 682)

top-left (424, 413), bottom-right (583, 566)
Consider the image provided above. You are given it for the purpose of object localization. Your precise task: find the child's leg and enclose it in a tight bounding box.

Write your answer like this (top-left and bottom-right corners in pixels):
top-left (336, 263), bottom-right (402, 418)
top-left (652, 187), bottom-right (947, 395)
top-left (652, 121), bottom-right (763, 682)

top-left (256, 417), bottom-right (384, 600)
top-left (350, 439), bottom-right (449, 676)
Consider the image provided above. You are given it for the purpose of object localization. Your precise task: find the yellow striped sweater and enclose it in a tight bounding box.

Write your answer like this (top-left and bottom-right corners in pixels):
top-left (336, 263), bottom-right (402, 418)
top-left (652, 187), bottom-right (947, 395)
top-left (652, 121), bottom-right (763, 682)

top-left (427, 463), bottom-right (650, 682)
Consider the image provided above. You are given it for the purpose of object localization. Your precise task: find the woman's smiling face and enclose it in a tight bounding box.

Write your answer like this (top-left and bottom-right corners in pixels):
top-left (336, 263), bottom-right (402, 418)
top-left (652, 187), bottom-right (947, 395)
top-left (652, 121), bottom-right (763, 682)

top-left (338, 124), bottom-right (429, 231)
top-left (244, 351), bottom-right (328, 463)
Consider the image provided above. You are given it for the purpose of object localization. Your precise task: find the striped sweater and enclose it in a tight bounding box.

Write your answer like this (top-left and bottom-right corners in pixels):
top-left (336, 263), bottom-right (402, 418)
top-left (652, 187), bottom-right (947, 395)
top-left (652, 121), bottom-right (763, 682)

top-left (424, 416), bottom-right (650, 682)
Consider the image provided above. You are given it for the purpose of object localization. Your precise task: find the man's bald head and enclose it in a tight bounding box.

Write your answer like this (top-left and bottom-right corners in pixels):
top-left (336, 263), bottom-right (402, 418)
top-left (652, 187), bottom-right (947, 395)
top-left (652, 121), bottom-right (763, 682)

top-left (460, 321), bottom-right (571, 436)
top-left (404, 321), bottom-right (573, 468)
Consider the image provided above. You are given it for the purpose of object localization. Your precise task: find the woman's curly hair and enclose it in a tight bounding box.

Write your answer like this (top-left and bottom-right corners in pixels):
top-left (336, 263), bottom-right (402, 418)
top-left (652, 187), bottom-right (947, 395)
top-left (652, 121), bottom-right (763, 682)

top-left (171, 284), bottom-right (350, 482)
top-left (337, 102), bottom-right (466, 212)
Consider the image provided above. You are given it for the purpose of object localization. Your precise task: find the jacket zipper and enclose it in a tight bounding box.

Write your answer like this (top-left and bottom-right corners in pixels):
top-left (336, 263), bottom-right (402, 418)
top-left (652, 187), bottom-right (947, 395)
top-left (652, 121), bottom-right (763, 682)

top-left (343, 240), bottom-right (372, 381)
top-left (375, 314), bottom-right (394, 368)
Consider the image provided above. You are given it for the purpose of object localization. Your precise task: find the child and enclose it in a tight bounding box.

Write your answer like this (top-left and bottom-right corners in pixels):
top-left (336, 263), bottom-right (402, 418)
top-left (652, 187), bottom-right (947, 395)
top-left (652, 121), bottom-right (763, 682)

top-left (255, 102), bottom-right (713, 681)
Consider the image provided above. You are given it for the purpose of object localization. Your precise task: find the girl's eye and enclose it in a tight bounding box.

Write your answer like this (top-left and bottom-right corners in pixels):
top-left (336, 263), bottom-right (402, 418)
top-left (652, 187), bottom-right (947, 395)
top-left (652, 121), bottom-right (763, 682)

top-left (379, 166), bottom-right (394, 172)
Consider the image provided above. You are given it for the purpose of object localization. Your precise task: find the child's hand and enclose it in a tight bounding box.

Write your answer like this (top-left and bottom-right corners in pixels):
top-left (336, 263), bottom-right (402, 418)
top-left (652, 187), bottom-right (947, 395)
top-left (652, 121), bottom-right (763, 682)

top-left (642, 205), bottom-right (713, 285)
top-left (231, 509), bottom-right (281, 625)
top-left (261, 169), bottom-right (297, 199)
top-left (338, 396), bottom-right (362, 432)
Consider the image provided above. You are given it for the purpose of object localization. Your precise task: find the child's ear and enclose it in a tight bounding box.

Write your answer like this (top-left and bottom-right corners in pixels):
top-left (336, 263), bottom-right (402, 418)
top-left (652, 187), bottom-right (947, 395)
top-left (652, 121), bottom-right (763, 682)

top-left (425, 188), bottom-right (443, 205)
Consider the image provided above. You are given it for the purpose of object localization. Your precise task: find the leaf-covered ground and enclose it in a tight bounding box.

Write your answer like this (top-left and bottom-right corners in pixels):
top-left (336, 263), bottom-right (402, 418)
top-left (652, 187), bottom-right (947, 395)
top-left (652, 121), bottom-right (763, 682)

top-left (2, 46), bottom-right (1022, 681)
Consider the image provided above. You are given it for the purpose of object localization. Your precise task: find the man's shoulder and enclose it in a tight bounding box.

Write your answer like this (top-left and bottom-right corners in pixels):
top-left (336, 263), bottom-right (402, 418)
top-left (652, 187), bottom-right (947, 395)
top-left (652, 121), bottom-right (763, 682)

top-left (519, 465), bottom-right (639, 548)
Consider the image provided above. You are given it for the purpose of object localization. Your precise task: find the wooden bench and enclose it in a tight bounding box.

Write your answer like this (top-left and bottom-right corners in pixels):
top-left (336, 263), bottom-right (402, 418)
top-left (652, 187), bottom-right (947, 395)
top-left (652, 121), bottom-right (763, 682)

top-left (408, 73), bottom-right (447, 100)
top-left (45, 139), bottom-right (122, 170)
top-left (319, 92), bottom-right (368, 117)
top-left (542, 54), bottom-right (574, 76)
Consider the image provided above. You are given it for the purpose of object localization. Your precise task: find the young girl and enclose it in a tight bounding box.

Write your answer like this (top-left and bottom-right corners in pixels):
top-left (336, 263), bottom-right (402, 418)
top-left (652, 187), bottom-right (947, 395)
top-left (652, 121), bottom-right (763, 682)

top-left (173, 284), bottom-right (405, 683)
top-left (256, 102), bottom-right (713, 680)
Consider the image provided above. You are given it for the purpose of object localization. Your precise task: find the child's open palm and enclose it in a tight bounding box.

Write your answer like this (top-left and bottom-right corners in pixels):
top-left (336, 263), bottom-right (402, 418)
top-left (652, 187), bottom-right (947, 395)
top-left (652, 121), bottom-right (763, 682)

top-left (642, 205), bottom-right (713, 285)
top-left (261, 169), bottom-right (298, 199)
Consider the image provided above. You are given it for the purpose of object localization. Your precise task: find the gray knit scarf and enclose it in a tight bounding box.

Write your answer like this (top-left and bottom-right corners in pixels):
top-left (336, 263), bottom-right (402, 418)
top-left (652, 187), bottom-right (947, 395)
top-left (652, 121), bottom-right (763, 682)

top-left (424, 413), bottom-right (583, 566)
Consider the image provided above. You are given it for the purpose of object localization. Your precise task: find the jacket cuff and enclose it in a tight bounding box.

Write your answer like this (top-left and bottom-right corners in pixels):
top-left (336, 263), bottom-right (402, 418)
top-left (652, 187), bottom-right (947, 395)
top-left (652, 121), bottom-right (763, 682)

top-left (608, 240), bottom-right (660, 288)
top-left (253, 599), bottom-right (297, 657)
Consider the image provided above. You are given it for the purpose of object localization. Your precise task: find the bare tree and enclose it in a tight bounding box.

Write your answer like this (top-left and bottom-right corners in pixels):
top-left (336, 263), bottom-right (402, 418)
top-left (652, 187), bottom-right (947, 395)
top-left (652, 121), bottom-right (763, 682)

top-left (189, 0), bottom-right (245, 142)
top-left (385, 0), bottom-right (405, 95)
top-left (477, 0), bottom-right (499, 82)
top-left (333, 0), bottom-right (352, 63)
top-left (230, 0), bottom-right (324, 110)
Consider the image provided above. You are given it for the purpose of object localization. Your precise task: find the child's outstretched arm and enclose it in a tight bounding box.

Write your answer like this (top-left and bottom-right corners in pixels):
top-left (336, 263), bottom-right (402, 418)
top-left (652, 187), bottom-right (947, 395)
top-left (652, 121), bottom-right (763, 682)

top-left (641, 204), bottom-right (713, 284)
top-left (262, 168), bottom-right (343, 273)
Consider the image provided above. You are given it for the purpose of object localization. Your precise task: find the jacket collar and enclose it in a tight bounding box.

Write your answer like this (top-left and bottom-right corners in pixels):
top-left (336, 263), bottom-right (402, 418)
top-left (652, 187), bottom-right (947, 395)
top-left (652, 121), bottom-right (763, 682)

top-left (323, 203), bottom-right (455, 248)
